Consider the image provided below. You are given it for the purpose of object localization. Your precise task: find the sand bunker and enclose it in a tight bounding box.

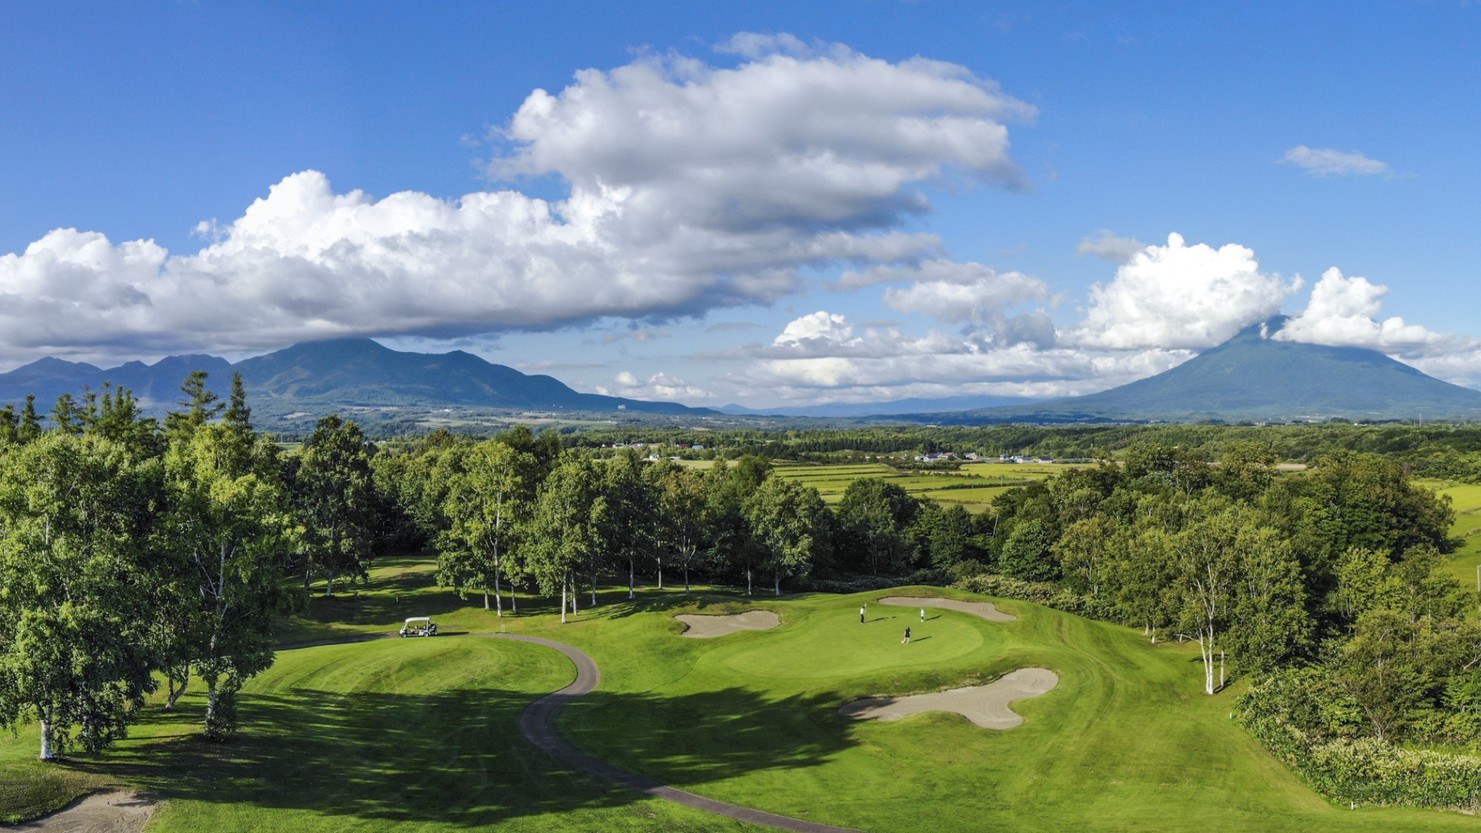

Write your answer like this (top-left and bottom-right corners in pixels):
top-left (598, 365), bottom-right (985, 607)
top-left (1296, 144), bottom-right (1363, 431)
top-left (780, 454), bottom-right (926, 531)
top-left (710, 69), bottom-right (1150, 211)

top-left (878, 596), bottom-right (1015, 622)
top-left (676, 610), bottom-right (781, 638)
top-left (840, 667), bottom-right (1059, 729)
top-left (12, 790), bottom-right (159, 833)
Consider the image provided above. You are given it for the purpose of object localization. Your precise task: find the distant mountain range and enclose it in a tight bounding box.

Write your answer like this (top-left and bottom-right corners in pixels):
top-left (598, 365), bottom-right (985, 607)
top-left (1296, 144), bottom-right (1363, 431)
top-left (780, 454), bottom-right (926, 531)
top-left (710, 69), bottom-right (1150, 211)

top-left (4, 318), bottom-right (1478, 429)
top-left (0, 338), bottom-right (714, 418)
top-left (932, 317), bottom-right (1481, 423)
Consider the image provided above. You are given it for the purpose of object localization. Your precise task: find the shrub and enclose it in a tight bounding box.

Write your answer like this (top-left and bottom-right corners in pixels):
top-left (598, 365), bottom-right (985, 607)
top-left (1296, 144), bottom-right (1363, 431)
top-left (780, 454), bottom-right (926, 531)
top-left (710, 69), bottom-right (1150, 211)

top-left (1237, 669), bottom-right (1481, 810)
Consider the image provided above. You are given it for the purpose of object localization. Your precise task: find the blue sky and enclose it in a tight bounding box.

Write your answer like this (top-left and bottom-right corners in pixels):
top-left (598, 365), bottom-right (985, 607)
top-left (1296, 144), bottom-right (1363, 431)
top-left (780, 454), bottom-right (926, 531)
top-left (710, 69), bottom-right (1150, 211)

top-left (2, 2), bottom-right (1477, 407)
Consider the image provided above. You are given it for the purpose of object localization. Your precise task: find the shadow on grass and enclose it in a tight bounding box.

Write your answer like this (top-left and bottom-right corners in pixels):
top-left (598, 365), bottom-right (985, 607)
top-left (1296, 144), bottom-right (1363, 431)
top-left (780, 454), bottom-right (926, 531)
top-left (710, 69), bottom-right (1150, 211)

top-left (68, 679), bottom-right (852, 828)
top-left (598, 587), bottom-right (774, 620)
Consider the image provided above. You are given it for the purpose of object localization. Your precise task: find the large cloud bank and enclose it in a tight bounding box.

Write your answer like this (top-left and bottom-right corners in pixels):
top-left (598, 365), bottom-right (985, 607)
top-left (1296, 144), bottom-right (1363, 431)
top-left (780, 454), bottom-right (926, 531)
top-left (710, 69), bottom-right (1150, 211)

top-left (0, 35), bottom-right (1034, 362)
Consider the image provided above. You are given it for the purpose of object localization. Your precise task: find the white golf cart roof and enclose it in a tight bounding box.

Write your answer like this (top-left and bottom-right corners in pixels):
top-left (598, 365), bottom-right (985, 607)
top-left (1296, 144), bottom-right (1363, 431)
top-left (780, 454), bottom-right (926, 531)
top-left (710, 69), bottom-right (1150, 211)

top-left (404, 617), bottom-right (432, 625)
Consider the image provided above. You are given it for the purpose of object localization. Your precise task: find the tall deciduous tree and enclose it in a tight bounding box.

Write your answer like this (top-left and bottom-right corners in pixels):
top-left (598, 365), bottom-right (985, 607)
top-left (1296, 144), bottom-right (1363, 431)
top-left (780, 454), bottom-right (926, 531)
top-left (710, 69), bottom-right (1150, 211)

top-left (598, 451), bottom-right (656, 601)
top-left (159, 422), bottom-right (294, 739)
top-left (648, 461), bottom-right (708, 592)
top-left (525, 457), bottom-right (601, 623)
top-left (1056, 515), bottom-right (1116, 599)
top-left (745, 477), bottom-right (828, 596)
top-left (835, 478), bottom-right (920, 575)
top-left (1108, 524), bottom-right (1177, 643)
top-left (0, 434), bottom-right (157, 760)
top-left (438, 440), bottom-right (533, 616)
top-left (294, 415), bottom-right (378, 596)
top-left (703, 457), bottom-right (768, 595)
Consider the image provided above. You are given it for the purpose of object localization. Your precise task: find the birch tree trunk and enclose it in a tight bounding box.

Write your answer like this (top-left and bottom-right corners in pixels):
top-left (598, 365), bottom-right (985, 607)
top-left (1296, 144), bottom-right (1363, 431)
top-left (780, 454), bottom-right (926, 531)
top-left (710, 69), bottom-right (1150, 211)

top-left (493, 558), bottom-right (503, 617)
top-left (38, 716), bottom-right (53, 761)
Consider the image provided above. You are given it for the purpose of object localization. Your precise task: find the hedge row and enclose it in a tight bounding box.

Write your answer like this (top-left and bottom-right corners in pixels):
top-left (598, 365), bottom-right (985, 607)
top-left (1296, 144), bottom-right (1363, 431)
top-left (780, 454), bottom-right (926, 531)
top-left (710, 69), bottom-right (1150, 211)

top-left (1240, 716), bottom-right (1481, 810)
top-left (953, 572), bottom-right (1109, 618)
top-left (1238, 670), bottom-right (1481, 810)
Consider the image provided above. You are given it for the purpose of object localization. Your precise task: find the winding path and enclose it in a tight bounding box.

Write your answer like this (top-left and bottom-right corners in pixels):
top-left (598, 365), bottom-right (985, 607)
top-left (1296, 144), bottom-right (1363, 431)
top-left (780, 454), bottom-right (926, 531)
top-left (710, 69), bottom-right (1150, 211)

top-left (19, 632), bottom-right (857, 833)
top-left (491, 634), bottom-right (859, 833)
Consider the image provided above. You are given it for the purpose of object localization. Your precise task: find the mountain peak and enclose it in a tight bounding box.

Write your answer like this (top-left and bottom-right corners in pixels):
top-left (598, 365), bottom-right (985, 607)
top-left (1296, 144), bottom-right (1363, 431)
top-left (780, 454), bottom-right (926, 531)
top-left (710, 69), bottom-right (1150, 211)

top-left (956, 321), bottom-right (1481, 423)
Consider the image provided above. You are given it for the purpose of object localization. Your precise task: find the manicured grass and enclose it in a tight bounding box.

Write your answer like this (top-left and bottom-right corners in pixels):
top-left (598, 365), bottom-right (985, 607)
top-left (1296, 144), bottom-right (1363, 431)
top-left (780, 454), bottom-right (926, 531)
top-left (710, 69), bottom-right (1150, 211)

top-left (533, 588), bottom-right (1479, 833)
top-left (4, 554), bottom-right (1479, 831)
top-left (3, 634), bottom-right (758, 832)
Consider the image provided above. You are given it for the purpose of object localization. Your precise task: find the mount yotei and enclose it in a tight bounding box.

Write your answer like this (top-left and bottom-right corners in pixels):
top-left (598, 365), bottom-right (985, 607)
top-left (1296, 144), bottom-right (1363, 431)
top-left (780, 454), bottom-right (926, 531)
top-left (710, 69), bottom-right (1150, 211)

top-left (940, 318), bottom-right (1481, 423)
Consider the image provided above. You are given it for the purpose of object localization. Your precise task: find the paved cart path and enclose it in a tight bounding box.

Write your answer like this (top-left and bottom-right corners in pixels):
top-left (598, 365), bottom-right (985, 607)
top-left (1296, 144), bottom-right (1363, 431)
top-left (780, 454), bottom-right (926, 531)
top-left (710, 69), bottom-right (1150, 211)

top-left (491, 633), bottom-right (860, 833)
top-left (5, 790), bottom-right (158, 833)
top-left (18, 631), bottom-right (858, 833)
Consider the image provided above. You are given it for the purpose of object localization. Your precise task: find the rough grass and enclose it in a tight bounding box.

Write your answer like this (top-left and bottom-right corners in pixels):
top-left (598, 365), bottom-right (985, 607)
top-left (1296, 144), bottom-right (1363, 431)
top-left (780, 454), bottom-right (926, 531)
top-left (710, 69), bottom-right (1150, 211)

top-left (0, 752), bottom-right (113, 824)
top-left (3, 556), bottom-right (1479, 831)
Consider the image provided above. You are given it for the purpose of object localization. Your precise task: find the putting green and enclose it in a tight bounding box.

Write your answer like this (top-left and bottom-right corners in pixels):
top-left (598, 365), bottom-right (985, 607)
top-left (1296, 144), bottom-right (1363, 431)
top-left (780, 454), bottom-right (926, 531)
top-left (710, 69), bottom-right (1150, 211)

top-left (722, 607), bottom-right (992, 679)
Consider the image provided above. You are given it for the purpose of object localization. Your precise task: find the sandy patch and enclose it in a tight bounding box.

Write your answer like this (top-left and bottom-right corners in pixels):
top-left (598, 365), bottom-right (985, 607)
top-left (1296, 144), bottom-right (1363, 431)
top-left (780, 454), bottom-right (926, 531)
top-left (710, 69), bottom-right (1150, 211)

top-left (840, 667), bottom-right (1059, 729)
top-left (878, 596), bottom-right (1015, 622)
top-left (11, 790), bottom-right (159, 833)
top-left (676, 610), bottom-right (781, 638)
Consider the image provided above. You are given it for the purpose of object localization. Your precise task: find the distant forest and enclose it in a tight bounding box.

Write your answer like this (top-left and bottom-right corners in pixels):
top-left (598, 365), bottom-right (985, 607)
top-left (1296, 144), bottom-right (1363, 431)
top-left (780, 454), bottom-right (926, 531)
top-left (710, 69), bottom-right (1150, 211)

top-left (562, 421), bottom-right (1481, 482)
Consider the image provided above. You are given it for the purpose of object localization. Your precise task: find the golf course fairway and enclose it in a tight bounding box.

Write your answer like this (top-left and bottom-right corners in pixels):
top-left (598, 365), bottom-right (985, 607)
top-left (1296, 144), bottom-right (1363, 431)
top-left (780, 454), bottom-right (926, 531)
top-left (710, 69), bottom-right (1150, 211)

top-left (2, 557), bottom-right (1480, 832)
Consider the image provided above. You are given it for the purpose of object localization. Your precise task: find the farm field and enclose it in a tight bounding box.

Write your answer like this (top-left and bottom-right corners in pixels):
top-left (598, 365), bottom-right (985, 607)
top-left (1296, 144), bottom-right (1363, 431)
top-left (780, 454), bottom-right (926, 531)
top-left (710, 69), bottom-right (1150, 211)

top-left (1421, 479), bottom-right (1481, 587)
top-left (2, 555), bottom-right (1478, 832)
top-left (771, 461), bottom-right (1076, 512)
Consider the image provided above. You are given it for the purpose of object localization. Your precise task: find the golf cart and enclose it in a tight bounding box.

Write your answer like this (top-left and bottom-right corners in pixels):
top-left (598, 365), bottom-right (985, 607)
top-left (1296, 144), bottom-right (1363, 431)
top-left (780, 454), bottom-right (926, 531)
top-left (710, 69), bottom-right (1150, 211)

top-left (399, 617), bottom-right (438, 637)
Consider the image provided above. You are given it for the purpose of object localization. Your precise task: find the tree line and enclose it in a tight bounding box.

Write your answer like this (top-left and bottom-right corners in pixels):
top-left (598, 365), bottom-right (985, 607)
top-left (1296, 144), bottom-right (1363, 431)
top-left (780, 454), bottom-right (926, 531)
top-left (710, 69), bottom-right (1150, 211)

top-left (375, 429), bottom-right (1021, 616)
top-left (563, 421), bottom-right (1481, 482)
top-left (0, 374), bottom-right (385, 759)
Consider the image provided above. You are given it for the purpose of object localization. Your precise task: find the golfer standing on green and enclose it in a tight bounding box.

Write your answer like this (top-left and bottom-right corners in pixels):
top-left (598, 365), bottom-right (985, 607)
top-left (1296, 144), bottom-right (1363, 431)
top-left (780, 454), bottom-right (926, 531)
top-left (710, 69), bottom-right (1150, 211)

top-left (860, 604), bottom-right (866, 624)
top-left (902, 626), bottom-right (911, 644)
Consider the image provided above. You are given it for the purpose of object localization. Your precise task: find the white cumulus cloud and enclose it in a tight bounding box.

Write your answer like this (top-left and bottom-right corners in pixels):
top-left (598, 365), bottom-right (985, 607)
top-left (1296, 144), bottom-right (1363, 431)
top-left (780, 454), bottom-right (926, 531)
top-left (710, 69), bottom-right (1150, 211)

top-left (1275, 267), bottom-right (1453, 351)
top-left (0, 229), bottom-right (166, 350)
top-left (1067, 233), bottom-right (1300, 350)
